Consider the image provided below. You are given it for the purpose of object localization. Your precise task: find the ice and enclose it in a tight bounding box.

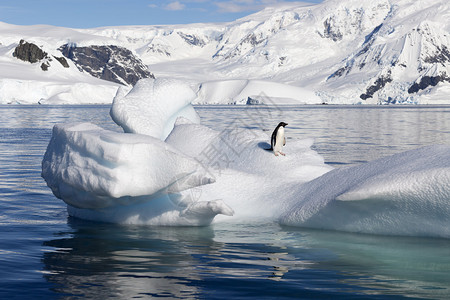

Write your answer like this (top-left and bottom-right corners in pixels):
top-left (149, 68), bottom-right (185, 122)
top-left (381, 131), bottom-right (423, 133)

top-left (42, 78), bottom-right (450, 236)
top-left (110, 78), bottom-right (200, 140)
top-left (0, 78), bottom-right (118, 105)
top-left (166, 119), bottom-right (333, 221)
top-left (42, 122), bottom-right (215, 207)
top-left (194, 79), bottom-right (322, 105)
top-left (41, 122), bottom-right (234, 225)
top-left (279, 145), bottom-right (450, 238)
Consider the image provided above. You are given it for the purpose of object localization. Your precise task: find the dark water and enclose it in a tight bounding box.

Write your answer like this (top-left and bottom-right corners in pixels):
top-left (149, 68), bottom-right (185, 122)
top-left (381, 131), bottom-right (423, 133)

top-left (1, 105), bottom-right (450, 299)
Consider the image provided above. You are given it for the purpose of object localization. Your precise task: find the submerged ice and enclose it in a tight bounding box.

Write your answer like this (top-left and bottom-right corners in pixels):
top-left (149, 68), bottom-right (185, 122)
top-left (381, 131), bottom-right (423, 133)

top-left (42, 78), bottom-right (450, 237)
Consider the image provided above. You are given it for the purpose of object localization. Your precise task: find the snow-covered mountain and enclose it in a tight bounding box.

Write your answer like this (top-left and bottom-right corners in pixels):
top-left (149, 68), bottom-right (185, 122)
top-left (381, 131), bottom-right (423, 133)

top-left (1, 0), bottom-right (449, 104)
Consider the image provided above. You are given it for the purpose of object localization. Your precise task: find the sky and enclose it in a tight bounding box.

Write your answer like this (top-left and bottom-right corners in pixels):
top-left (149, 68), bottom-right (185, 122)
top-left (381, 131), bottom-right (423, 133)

top-left (0, 0), bottom-right (323, 28)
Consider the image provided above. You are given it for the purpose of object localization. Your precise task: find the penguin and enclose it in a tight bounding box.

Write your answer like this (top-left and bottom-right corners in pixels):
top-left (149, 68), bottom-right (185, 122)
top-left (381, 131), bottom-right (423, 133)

top-left (270, 122), bottom-right (288, 156)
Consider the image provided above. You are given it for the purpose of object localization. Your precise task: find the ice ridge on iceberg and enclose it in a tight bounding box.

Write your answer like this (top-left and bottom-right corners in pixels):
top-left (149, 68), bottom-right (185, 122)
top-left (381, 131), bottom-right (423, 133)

top-left (110, 78), bottom-right (200, 140)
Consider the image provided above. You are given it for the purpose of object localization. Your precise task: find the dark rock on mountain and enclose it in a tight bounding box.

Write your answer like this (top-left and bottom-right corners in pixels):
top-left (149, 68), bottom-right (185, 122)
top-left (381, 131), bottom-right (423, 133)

top-left (177, 32), bottom-right (206, 47)
top-left (40, 62), bottom-right (50, 71)
top-left (408, 75), bottom-right (450, 94)
top-left (322, 18), bottom-right (343, 42)
top-left (59, 44), bottom-right (154, 85)
top-left (360, 72), bottom-right (392, 100)
top-left (53, 56), bottom-right (69, 68)
top-left (13, 40), bottom-right (69, 71)
top-left (13, 40), bottom-right (48, 63)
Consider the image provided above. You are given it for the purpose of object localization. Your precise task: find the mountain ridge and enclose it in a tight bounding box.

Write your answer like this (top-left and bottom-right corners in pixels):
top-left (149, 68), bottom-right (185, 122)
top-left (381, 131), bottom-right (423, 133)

top-left (1, 0), bottom-right (449, 104)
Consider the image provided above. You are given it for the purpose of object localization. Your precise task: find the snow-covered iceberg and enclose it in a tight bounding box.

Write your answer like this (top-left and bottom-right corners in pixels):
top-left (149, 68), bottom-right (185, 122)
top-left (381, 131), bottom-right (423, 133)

top-left (42, 78), bottom-right (450, 237)
top-left (279, 145), bottom-right (450, 238)
top-left (166, 118), bottom-right (333, 221)
top-left (41, 122), bottom-right (232, 226)
top-left (42, 122), bottom-right (215, 209)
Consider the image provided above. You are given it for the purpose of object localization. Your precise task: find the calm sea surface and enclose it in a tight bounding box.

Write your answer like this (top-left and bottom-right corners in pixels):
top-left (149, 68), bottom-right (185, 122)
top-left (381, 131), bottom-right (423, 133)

top-left (1, 105), bottom-right (449, 299)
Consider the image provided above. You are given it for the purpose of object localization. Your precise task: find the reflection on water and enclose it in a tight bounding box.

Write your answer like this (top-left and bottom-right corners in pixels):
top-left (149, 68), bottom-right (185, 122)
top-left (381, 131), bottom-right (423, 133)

top-left (1, 105), bottom-right (450, 299)
top-left (41, 220), bottom-right (450, 299)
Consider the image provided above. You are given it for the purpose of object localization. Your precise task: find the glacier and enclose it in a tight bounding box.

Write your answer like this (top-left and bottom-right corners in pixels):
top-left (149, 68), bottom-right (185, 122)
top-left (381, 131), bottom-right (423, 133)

top-left (2, 0), bottom-right (450, 104)
top-left (42, 78), bottom-right (450, 238)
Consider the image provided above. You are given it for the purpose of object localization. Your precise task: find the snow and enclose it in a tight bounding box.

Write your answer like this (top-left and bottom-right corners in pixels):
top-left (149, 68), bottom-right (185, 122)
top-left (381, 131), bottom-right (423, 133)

top-left (194, 80), bottom-right (322, 105)
top-left (110, 78), bottom-right (200, 140)
top-left (0, 78), bottom-right (118, 105)
top-left (279, 145), bottom-right (450, 238)
top-left (41, 122), bottom-right (232, 226)
top-left (42, 78), bottom-right (450, 238)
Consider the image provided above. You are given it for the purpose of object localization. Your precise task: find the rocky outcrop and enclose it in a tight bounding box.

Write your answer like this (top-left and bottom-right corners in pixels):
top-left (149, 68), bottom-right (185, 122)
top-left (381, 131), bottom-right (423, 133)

top-left (177, 32), bottom-right (206, 47)
top-left (13, 40), bottom-right (48, 63)
top-left (59, 44), bottom-right (154, 86)
top-left (322, 18), bottom-right (343, 42)
top-left (408, 75), bottom-right (450, 94)
top-left (53, 56), bottom-right (69, 68)
top-left (360, 73), bottom-right (392, 100)
top-left (13, 40), bottom-right (69, 71)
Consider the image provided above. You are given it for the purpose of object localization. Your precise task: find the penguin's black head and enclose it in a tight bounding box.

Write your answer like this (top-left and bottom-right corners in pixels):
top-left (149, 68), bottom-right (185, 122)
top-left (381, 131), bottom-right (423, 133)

top-left (279, 122), bottom-right (288, 127)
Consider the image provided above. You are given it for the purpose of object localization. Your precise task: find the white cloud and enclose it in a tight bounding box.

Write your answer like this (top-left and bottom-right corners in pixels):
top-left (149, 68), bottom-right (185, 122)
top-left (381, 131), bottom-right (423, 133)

top-left (214, 0), bottom-right (313, 13)
top-left (214, 0), bottom-right (261, 13)
top-left (164, 1), bottom-right (186, 11)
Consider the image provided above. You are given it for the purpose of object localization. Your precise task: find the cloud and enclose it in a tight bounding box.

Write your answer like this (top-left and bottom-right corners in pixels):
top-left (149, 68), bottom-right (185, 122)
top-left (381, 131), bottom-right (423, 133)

top-left (214, 0), bottom-right (306, 13)
top-left (215, 0), bottom-right (261, 13)
top-left (164, 1), bottom-right (186, 11)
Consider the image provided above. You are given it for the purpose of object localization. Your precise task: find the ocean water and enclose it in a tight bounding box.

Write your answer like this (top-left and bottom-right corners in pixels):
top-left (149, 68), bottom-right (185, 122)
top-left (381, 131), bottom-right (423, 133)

top-left (1, 105), bottom-right (450, 299)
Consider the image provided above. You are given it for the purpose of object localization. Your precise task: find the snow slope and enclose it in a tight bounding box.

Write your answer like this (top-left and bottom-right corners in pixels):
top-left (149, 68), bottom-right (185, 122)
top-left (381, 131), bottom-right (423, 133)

top-left (2, 0), bottom-right (450, 104)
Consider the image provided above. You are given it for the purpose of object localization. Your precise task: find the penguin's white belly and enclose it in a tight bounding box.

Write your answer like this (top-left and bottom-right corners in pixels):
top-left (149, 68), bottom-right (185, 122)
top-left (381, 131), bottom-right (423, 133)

top-left (274, 127), bottom-right (285, 153)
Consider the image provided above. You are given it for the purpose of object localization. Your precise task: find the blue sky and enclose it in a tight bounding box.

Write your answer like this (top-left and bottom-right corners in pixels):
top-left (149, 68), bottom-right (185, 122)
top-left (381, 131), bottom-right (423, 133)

top-left (0, 0), bottom-right (323, 28)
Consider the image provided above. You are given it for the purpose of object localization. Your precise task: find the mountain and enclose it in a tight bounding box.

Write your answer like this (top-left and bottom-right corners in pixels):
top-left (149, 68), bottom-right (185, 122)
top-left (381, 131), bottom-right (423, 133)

top-left (1, 0), bottom-right (449, 104)
top-left (0, 23), bottom-right (153, 104)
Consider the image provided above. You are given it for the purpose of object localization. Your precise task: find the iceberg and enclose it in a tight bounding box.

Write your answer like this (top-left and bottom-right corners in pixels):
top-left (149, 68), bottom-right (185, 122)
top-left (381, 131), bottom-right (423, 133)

top-left (166, 118), bottom-right (333, 221)
top-left (42, 79), bottom-right (233, 226)
top-left (42, 122), bottom-right (215, 209)
top-left (42, 78), bottom-right (450, 237)
top-left (279, 145), bottom-right (450, 238)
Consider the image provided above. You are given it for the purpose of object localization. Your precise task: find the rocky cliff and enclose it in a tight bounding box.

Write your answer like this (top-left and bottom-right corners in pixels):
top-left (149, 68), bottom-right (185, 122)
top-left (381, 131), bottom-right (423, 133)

top-left (59, 44), bottom-right (154, 86)
top-left (13, 40), bottom-right (69, 71)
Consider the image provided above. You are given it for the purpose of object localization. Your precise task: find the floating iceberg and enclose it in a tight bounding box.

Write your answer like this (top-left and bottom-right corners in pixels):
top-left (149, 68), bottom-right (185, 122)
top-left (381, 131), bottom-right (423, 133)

top-left (42, 122), bottom-right (213, 209)
top-left (41, 122), bottom-right (233, 225)
top-left (42, 78), bottom-right (450, 237)
top-left (279, 145), bottom-right (450, 238)
top-left (42, 79), bottom-right (235, 225)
